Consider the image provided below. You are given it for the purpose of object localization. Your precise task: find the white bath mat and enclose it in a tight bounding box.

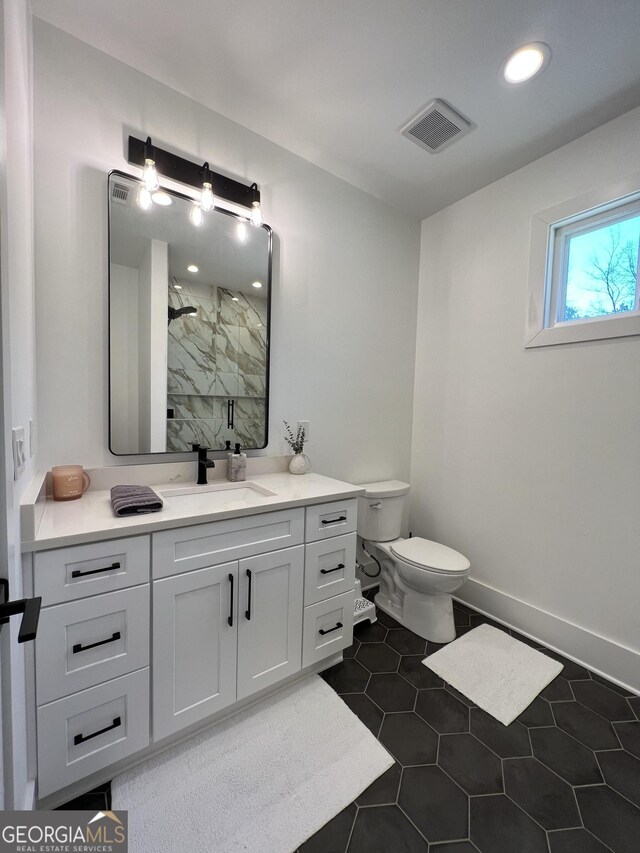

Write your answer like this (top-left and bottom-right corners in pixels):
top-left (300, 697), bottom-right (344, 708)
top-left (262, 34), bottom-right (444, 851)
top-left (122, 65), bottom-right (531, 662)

top-left (112, 675), bottom-right (393, 853)
top-left (423, 623), bottom-right (563, 726)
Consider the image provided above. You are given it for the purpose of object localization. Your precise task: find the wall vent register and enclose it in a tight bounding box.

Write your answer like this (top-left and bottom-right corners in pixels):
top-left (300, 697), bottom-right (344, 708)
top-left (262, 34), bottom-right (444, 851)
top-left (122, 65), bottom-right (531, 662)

top-left (400, 99), bottom-right (475, 154)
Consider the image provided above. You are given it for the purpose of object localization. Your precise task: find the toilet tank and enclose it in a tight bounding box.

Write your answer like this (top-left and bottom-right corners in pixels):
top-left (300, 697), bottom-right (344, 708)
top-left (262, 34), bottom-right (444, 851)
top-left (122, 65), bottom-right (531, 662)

top-left (357, 480), bottom-right (410, 542)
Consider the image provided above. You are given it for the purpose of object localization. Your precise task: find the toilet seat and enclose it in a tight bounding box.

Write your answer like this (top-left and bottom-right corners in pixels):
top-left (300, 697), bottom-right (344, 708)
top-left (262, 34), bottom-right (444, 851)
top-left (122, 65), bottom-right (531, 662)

top-left (390, 537), bottom-right (470, 575)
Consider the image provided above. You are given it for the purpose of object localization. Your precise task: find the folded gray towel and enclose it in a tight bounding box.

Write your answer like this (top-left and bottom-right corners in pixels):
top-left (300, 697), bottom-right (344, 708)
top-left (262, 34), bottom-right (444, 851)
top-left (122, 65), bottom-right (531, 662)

top-left (110, 484), bottom-right (163, 517)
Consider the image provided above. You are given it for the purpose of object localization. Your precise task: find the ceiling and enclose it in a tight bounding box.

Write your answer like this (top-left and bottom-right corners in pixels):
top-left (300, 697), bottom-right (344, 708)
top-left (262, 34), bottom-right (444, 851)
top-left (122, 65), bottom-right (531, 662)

top-left (32, 0), bottom-right (640, 220)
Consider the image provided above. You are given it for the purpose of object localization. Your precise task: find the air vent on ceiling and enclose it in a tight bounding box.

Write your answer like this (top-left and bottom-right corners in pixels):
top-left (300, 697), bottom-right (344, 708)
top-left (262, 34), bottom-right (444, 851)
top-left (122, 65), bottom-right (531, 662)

top-left (400, 99), bottom-right (475, 154)
top-left (111, 181), bottom-right (131, 205)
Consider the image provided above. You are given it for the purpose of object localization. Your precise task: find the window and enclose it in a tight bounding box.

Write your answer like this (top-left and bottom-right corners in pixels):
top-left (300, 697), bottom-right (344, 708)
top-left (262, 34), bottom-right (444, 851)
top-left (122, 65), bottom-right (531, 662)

top-left (526, 180), bottom-right (640, 347)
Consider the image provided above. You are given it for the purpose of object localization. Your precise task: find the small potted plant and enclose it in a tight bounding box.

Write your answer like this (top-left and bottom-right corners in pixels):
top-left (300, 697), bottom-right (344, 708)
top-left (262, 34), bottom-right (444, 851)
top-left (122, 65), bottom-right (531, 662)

top-left (283, 420), bottom-right (311, 474)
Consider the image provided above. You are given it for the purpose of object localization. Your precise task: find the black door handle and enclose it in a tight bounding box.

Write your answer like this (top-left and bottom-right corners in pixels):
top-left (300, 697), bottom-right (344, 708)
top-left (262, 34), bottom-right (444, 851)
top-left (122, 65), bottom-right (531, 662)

top-left (73, 631), bottom-right (121, 655)
top-left (320, 563), bottom-right (345, 575)
top-left (245, 569), bottom-right (252, 620)
top-left (228, 573), bottom-right (234, 627)
top-left (74, 716), bottom-right (121, 746)
top-left (319, 622), bottom-right (343, 636)
top-left (0, 581), bottom-right (41, 643)
top-left (71, 562), bottom-right (121, 579)
top-left (321, 516), bottom-right (346, 525)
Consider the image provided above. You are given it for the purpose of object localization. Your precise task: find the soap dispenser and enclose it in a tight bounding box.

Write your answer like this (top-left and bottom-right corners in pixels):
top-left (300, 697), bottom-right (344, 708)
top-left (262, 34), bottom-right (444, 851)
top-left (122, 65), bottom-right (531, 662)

top-left (227, 443), bottom-right (247, 482)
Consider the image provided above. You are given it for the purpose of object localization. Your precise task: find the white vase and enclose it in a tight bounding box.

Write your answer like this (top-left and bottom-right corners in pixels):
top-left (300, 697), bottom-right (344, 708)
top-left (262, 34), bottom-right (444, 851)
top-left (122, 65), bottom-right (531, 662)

top-left (289, 453), bottom-right (311, 475)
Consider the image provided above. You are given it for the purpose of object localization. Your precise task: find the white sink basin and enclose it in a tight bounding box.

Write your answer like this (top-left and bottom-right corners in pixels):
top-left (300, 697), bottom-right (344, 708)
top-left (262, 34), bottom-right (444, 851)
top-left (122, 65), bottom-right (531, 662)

top-left (159, 481), bottom-right (277, 509)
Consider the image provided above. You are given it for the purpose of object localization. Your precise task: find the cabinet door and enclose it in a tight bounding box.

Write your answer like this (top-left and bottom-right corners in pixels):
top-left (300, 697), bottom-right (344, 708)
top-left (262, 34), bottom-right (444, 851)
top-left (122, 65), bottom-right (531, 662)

top-left (153, 562), bottom-right (237, 741)
top-left (236, 546), bottom-right (304, 701)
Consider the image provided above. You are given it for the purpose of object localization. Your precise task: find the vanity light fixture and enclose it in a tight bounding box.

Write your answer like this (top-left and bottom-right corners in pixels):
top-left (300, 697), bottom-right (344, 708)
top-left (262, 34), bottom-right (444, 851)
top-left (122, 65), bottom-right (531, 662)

top-left (127, 135), bottom-right (263, 220)
top-left (187, 264), bottom-right (199, 273)
top-left (501, 42), bottom-right (551, 84)
top-left (200, 163), bottom-right (216, 212)
top-left (249, 184), bottom-right (263, 226)
top-left (142, 137), bottom-right (160, 191)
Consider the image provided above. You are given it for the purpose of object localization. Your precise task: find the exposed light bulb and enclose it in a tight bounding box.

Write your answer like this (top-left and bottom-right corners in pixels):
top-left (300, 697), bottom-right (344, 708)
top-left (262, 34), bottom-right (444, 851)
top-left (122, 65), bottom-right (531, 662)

top-left (237, 221), bottom-right (248, 243)
top-left (201, 182), bottom-right (215, 212)
top-left (137, 186), bottom-right (152, 210)
top-left (250, 200), bottom-right (263, 227)
top-left (142, 158), bottom-right (160, 191)
top-left (190, 203), bottom-right (203, 226)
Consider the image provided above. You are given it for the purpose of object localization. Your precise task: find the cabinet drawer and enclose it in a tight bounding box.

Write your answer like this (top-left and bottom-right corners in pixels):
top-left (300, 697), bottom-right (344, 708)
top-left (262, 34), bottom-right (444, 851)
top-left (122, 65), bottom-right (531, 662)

top-left (304, 533), bottom-right (356, 606)
top-left (36, 585), bottom-right (150, 705)
top-left (302, 590), bottom-right (355, 668)
top-left (34, 537), bottom-right (150, 605)
top-left (37, 668), bottom-right (149, 798)
top-left (305, 500), bottom-right (357, 543)
top-left (152, 508), bottom-right (304, 579)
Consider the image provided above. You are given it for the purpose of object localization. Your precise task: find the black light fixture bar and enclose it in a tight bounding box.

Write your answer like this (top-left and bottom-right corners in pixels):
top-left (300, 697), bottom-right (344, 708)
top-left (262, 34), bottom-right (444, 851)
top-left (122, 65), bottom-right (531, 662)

top-left (127, 135), bottom-right (260, 210)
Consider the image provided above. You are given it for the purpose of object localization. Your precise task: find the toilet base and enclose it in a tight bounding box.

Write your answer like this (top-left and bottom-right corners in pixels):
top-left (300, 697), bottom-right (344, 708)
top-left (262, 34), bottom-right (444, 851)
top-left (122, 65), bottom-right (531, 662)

top-left (374, 588), bottom-right (457, 644)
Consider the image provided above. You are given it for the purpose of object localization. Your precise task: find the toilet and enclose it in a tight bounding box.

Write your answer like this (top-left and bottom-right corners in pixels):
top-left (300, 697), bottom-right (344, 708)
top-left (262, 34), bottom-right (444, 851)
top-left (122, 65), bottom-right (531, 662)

top-left (357, 480), bottom-right (470, 643)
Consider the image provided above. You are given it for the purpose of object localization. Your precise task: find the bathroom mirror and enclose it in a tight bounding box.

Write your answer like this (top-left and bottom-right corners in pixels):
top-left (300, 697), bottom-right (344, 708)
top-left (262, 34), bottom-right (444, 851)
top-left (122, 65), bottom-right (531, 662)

top-left (108, 171), bottom-right (271, 455)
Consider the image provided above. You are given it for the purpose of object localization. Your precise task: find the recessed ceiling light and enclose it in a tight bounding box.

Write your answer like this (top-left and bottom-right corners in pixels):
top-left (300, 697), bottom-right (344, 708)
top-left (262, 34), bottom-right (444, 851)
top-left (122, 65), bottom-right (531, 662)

top-left (187, 264), bottom-right (198, 273)
top-left (174, 284), bottom-right (182, 290)
top-left (252, 281), bottom-right (262, 289)
top-left (501, 42), bottom-right (551, 84)
top-left (152, 191), bottom-right (173, 206)
top-left (232, 297), bottom-right (239, 302)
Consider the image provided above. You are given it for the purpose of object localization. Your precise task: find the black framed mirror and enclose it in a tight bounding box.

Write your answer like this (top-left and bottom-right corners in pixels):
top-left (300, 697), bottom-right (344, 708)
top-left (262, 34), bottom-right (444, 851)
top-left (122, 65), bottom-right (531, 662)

top-left (108, 171), bottom-right (271, 455)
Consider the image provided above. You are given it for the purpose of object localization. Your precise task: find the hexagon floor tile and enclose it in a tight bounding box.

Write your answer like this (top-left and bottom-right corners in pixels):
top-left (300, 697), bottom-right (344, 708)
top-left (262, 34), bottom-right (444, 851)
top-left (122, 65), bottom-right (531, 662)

top-left (61, 594), bottom-right (640, 853)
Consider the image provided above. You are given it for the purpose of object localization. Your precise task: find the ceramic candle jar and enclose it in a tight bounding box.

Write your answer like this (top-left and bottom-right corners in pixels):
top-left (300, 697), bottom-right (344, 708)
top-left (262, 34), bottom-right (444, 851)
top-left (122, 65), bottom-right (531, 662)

top-left (51, 465), bottom-right (91, 501)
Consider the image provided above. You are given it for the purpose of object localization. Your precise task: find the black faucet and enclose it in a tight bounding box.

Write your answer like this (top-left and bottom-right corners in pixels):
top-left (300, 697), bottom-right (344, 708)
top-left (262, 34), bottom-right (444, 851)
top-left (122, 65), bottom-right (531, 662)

top-left (191, 444), bottom-right (215, 485)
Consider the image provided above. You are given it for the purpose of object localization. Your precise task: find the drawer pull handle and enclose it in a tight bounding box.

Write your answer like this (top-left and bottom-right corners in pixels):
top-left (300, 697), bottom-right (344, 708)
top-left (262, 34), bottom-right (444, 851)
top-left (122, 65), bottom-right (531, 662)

top-left (72, 631), bottom-right (121, 655)
top-left (320, 563), bottom-right (345, 575)
top-left (74, 716), bottom-right (121, 746)
top-left (321, 516), bottom-right (347, 525)
top-left (319, 622), bottom-right (343, 636)
top-left (228, 573), bottom-right (234, 627)
top-left (245, 569), bottom-right (252, 621)
top-left (71, 562), bottom-right (121, 579)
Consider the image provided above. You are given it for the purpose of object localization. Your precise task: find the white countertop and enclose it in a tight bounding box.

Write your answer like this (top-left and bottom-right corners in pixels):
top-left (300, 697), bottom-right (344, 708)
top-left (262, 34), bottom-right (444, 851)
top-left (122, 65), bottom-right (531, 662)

top-left (22, 471), bottom-right (365, 552)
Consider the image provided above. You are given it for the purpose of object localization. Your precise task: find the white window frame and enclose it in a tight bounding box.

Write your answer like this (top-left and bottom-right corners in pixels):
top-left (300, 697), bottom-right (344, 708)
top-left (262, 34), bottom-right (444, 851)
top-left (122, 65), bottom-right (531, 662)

top-left (525, 176), bottom-right (640, 348)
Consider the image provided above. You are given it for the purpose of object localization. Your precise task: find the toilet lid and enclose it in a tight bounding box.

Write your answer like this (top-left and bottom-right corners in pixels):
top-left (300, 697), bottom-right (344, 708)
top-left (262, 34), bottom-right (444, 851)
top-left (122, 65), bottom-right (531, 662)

top-left (390, 537), bottom-right (470, 574)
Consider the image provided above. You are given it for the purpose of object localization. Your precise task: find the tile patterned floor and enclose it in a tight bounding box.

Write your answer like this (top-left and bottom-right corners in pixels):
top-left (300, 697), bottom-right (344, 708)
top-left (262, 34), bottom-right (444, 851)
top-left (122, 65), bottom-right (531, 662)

top-left (57, 595), bottom-right (640, 853)
top-left (301, 596), bottom-right (640, 853)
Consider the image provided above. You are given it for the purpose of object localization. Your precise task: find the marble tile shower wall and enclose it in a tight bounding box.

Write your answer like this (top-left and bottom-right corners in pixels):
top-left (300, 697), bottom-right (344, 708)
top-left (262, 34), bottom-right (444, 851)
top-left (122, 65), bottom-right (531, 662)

top-left (167, 280), bottom-right (267, 451)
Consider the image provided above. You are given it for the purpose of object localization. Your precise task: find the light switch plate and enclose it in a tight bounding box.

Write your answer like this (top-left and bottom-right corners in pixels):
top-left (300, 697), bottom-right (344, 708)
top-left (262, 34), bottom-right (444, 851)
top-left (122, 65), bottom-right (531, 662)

top-left (12, 427), bottom-right (25, 480)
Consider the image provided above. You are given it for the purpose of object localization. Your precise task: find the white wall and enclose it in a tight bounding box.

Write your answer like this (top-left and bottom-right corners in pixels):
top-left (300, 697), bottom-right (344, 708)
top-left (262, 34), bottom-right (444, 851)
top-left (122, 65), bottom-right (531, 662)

top-left (412, 107), bottom-right (640, 688)
top-left (33, 21), bottom-right (420, 483)
top-left (0, 0), bottom-right (36, 807)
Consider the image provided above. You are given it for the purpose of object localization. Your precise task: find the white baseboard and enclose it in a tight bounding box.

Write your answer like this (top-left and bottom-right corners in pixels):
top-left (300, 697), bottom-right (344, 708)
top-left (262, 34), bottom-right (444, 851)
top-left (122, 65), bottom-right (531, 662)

top-left (456, 578), bottom-right (640, 696)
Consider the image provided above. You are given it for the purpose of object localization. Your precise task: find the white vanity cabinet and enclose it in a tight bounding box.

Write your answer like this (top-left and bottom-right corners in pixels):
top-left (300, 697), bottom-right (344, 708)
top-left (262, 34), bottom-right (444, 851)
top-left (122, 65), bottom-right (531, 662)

top-left (151, 509), bottom-right (307, 740)
top-left (32, 536), bottom-right (151, 798)
top-left (27, 493), bottom-right (359, 804)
